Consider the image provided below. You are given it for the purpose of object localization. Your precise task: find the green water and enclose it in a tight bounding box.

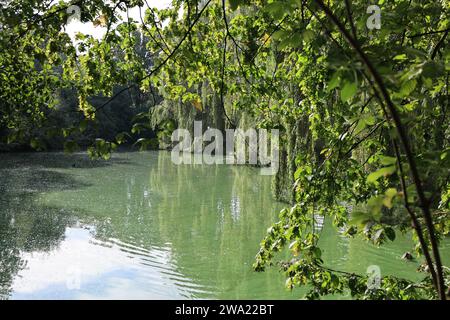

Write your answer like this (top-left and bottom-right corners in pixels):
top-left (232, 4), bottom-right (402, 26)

top-left (0, 151), bottom-right (448, 300)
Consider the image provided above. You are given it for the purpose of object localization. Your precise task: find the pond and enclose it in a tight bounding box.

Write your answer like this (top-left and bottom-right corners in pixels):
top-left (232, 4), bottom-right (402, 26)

top-left (0, 151), bottom-right (448, 299)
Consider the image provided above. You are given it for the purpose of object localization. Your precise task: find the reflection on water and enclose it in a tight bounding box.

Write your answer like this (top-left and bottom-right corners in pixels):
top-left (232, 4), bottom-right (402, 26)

top-left (11, 227), bottom-right (190, 299)
top-left (0, 151), bottom-right (448, 300)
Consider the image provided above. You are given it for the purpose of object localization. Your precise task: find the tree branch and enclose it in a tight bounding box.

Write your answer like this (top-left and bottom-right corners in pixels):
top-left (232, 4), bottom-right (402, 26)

top-left (393, 139), bottom-right (438, 289)
top-left (431, 30), bottom-right (448, 60)
top-left (314, 0), bottom-right (446, 300)
top-left (95, 0), bottom-right (213, 114)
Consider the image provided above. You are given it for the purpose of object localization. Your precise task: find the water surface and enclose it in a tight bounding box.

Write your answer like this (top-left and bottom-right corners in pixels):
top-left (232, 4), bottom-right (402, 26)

top-left (0, 151), bottom-right (447, 299)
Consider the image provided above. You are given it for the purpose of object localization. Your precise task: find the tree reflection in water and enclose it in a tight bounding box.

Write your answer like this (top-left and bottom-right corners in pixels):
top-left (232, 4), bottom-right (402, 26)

top-left (1, 152), bottom-right (429, 299)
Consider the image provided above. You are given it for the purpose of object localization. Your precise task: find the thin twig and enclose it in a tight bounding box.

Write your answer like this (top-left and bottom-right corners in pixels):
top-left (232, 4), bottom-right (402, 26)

top-left (393, 139), bottom-right (438, 289)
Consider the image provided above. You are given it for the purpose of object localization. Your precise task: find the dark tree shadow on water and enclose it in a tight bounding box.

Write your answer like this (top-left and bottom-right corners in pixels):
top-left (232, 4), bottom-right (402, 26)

top-left (0, 152), bottom-right (133, 170)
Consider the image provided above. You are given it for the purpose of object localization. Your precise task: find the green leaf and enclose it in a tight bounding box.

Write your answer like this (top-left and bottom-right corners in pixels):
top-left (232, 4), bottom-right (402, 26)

top-left (367, 165), bottom-right (396, 183)
top-left (294, 167), bottom-right (302, 180)
top-left (367, 196), bottom-right (384, 219)
top-left (302, 30), bottom-right (315, 42)
top-left (7, 132), bottom-right (18, 144)
top-left (422, 61), bottom-right (445, 79)
top-left (272, 30), bottom-right (290, 41)
top-left (341, 81), bottom-right (358, 103)
top-left (363, 115), bottom-right (376, 126)
top-left (116, 132), bottom-right (130, 145)
top-left (383, 188), bottom-right (398, 208)
top-left (327, 72), bottom-right (340, 91)
top-left (393, 54), bottom-right (407, 61)
top-left (385, 227), bottom-right (396, 242)
top-left (379, 156), bottom-right (397, 166)
top-left (265, 2), bottom-right (286, 20)
top-left (395, 79), bottom-right (417, 98)
top-left (312, 247), bottom-right (322, 259)
top-left (355, 118), bottom-right (367, 134)
top-left (350, 211), bottom-right (371, 225)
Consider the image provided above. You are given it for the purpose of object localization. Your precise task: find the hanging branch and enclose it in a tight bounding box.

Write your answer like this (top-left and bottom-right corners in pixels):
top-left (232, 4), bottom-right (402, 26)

top-left (408, 28), bottom-right (450, 38)
top-left (143, 0), bottom-right (172, 52)
top-left (431, 30), bottom-right (448, 60)
top-left (13, 0), bottom-right (84, 41)
top-left (344, 0), bottom-right (357, 40)
top-left (220, 31), bottom-right (234, 127)
top-left (392, 139), bottom-right (438, 289)
top-left (314, 0), bottom-right (446, 300)
top-left (94, 0), bottom-right (213, 114)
